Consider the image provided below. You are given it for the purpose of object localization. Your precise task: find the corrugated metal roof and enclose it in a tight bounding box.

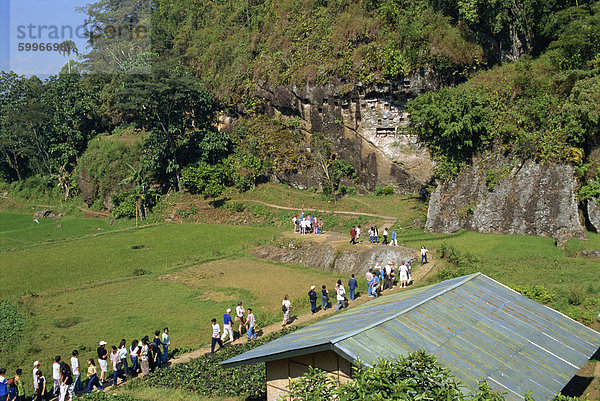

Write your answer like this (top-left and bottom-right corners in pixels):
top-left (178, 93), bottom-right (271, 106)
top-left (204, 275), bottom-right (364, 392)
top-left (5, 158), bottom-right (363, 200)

top-left (222, 273), bottom-right (600, 401)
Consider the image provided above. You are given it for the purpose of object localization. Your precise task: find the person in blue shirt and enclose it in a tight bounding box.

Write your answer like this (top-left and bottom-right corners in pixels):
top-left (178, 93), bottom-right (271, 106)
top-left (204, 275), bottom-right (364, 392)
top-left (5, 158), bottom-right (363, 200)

top-left (390, 229), bottom-right (398, 246)
top-left (371, 275), bottom-right (380, 297)
top-left (348, 274), bottom-right (358, 300)
top-left (221, 309), bottom-right (234, 342)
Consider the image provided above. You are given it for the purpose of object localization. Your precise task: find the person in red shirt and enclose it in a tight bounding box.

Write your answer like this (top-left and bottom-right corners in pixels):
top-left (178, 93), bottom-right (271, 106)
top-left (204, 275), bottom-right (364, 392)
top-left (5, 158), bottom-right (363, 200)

top-left (349, 227), bottom-right (356, 245)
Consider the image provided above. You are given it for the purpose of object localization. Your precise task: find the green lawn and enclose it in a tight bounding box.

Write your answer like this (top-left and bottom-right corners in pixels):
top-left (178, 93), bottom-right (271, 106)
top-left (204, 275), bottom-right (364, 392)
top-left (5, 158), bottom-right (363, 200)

top-left (1, 221), bottom-right (274, 298)
top-left (0, 212), bottom-right (132, 251)
top-left (0, 212), bottom-right (344, 378)
top-left (396, 228), bottom-right (600, 324)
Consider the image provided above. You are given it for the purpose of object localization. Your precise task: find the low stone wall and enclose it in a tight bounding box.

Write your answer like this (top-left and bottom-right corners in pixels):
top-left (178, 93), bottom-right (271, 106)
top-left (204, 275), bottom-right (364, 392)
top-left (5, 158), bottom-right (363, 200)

top-left (253, 242), bottom-right (418, 275)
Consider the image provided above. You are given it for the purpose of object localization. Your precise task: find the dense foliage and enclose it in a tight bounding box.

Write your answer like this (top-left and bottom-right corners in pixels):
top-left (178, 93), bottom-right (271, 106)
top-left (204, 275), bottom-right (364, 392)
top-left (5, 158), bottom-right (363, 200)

top-left (143, 327), bottom-right (297, 399)
top-left (287, 351), bottom-right (582, 401)
top-left (407, 1), bottom-right (600, 182)
top-left (0, 300), bottom-right (24, 348)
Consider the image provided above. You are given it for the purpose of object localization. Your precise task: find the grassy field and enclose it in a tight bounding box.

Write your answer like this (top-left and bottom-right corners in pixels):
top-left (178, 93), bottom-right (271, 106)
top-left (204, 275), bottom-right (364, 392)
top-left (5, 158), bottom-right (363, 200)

top-left (395, 228), bottom-right (600, 326)
top-left (0, 212), bottom-right (343, 380)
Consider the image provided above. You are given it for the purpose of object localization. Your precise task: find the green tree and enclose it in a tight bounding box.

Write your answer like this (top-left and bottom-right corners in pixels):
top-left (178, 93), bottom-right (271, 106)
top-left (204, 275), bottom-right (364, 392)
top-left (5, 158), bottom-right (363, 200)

top-left (310, 132), bottom-right (358, 202)
top-left (115, 62), bottom-right (217, 190)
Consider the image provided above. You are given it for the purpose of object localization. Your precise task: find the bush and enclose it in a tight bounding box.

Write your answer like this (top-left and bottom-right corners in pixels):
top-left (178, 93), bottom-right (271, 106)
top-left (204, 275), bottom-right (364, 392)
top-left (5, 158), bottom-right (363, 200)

top-left (0, 300), bottom-right (24, 347)
top-left (514, 286), bottom-right (556, 304)
top-left (111, 192), bottom-right (137, 219)
top-left (375, 186), bottom-right (395, 196)
top-left (288, 350), bottom-right (505, 401)
top-left (76, 134), bottom-right (142, 206)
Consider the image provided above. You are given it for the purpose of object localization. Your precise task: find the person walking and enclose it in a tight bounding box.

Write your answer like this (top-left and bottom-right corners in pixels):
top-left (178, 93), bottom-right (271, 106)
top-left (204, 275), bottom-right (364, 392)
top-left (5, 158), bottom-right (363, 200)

top-left (70, 351), bottom-right (81, 392)
top-left (58, 358), bottom-right (74, 401)
top-left (152, 331), bottom-right (163, 369)
top-left (281, 295), bottom-right (292, 326)
top-left (51, 356), bottom-right (61, 397)
top-left (421, 246), bottom-right (428, 265)
top-left (32, 361), bottom-right (41, 395)
top-left (321, 285), bottom-right (329, 310)
top-left (34, 370), bottom-right (46, 400)
top-left (308, 286), bottom-right (317, 314)
top-left (129, 340), bottom-right (139, 377)
top-left (246, 309), bottom-right (257, 341)
top-left (407, 260), bottom-right (413, 284)
top-left (356, 225), bottom-right (361, 243)
top-left (399, 262), bottom-right (409, 288)
top-left (139, 338), bottom-right (150, 377)
top-left (368, 227), bottom-right (374, 243)
top-left (335, 280), bottom-right (346, 311)
top-left (349, 226), bottom-right (356, 245)
top-left (292, 215), bottom-right (298, 233)
top-left (318, 219), bottom-right (324, 235)
top-left (384, 262), bottom-right (393, 290)
top-left (0, 369), bottom-right (8, 401)
top-left (373, 226), bottom-right (379, 243)
top-left (382, 228), bottom-right (388, 245)
top-left (371, 273), bottom-right (380, 297)
top-left (85, 359), bottom-right (102, 394)
top-left (97, 341), bottom-right (108, 384)
top-left (235, 302), bottom-right (246, 337)
top-left (221, 309), bottom-right (234, 343)
top-left (110, 346), bottom-right (126, 386)
top-left (118, 340), bottom-right (129, 376)
top-left (389, 229), bottom-right (398, 246)
top-left (161, 328), bottom-right (170, 363)
top-left (366, 269), bottom-right (373, 298)
top-left (348, 274), bottom-right (358, 301)
top-left (14, 369), bottom-right (24, 401)
top-left (211, 318), bottom-right (224, 353)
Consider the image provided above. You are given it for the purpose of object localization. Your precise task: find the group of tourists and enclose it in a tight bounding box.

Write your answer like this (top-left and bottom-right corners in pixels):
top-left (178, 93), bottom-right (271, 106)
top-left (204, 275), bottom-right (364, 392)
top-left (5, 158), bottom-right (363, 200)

top-left (350, 225), bottom-right (398, 246)
top-left (292, 214), bottom-right (324, 235)
top-left (307, 276), bottom-right (358, 314)
top-left (0, 328), bottom-right (171, 400)
top-left (211, 301), bottom-right (258, 353)
top-left (366, 260), bottom-right (413, 298)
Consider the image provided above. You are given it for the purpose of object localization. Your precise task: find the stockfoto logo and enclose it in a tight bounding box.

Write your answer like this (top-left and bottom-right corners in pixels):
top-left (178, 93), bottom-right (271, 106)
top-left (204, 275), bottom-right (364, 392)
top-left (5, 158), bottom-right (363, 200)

top-left (4, 0), bottom-right (151, 75)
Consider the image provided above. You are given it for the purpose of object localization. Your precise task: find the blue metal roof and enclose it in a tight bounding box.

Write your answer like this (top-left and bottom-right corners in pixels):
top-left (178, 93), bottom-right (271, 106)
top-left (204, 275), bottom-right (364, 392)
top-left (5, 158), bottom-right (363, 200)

top-left (222, 273), bottom-right (600, 401)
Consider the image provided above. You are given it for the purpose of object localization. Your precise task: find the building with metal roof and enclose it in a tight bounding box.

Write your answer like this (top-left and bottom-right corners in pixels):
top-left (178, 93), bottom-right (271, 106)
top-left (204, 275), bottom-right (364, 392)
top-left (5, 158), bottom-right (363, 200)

top-left (222, 273), bottom-right (600, 401)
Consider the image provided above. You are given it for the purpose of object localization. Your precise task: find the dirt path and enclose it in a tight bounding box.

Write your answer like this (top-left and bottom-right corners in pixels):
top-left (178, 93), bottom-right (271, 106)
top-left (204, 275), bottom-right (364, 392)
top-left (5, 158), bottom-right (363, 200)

top-left (171, 260), bottom-right (436, 365)
top-left (240, 199), bottom-right (398, 229)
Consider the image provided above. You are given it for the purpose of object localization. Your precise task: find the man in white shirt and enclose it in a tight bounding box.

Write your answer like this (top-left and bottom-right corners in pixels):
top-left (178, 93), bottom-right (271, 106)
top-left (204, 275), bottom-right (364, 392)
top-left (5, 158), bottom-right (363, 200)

top-left (335, 280), bottom-right (346, 311)
top-left (384, 262), bottom-right (393, 290)
top-left (211, 318), bottom-right (224, 353)
top-left (71, 350), bottom-right (81, 392)
top-left (52, 356), bottom-right (61, 397)
top-left (32, 361), bottom-right (41, 392)
top-left (355, 225), bottom-right (361, 242)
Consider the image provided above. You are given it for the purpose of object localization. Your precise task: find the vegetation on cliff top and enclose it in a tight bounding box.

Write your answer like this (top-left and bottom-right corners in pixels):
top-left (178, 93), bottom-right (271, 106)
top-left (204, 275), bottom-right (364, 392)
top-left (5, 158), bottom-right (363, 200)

top-left (407, 1), bottom-right (600, 183)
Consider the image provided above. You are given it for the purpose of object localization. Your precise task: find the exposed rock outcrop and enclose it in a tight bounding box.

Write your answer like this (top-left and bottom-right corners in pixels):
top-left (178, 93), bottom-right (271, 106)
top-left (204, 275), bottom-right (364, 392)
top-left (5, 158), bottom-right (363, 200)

top-left (425, 157), bottom-right (586, 246)
top-left (253, 242), bottom-right (418, 275)
top-left (254, 71), bottom-right (448, 193)
top-left (587, 197), bottom-right (600, 232)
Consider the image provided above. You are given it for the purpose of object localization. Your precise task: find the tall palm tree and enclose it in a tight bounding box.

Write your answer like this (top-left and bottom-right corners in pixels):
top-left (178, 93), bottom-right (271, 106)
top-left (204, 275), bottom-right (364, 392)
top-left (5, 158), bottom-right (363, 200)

top-left (58, 40), bottom-right (78, 73)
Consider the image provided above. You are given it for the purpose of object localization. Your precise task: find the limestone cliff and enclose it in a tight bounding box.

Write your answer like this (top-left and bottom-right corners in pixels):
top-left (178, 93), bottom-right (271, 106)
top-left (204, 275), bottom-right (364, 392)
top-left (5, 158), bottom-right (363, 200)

top-left (254, 71), bottom-right (448, 193)
top-left (425, 156), bottom-right (586, 246)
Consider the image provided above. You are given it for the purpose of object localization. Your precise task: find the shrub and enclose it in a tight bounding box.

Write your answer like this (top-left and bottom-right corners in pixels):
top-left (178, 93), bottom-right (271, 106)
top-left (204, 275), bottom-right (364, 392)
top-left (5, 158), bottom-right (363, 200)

top-left (514, 286), bottom-right (556, 304)
top-left (0, 300), bottom-right (24, 347)
top-left (288, 350), bottom-right (505, 401)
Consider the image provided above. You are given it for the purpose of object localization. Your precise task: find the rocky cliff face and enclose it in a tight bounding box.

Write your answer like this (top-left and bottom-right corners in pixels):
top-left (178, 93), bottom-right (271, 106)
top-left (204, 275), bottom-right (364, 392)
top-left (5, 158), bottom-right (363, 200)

top-left (425, 156), bottom-right (586, 246)
top-left (254, 71), bottom-right (447, 193)
top-left (253, 242), bottom-right (418, 276)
